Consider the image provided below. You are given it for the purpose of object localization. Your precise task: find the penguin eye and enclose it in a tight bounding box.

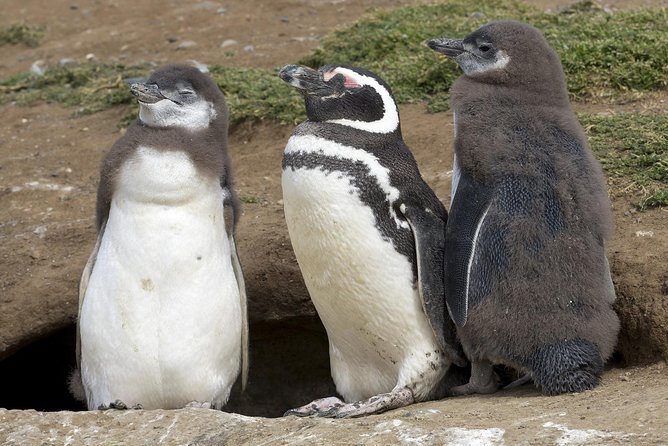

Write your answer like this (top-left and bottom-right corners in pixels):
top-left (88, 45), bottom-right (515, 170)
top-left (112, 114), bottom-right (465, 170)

top-left (478, 44), bottom-right (492, 53)
top-left (179, 89), bottom-right (195, 95)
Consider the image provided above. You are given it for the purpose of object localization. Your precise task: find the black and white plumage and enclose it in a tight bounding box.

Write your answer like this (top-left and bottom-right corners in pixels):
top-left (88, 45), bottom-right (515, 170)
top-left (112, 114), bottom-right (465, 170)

top-left (72, 64), bottom-right (248, 410)
top-left (428, 21), bottom-right (619, 395)
top-left (278, 64), bottom-right (466, 418)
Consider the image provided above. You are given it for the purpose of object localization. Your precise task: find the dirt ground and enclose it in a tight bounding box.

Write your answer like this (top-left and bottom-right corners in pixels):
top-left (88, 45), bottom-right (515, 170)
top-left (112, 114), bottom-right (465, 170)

top-left (0, 0), bottom-right (666, 435)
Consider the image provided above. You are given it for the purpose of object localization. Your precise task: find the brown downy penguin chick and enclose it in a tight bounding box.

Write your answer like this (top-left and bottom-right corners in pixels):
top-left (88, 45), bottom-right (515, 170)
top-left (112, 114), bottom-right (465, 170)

top-left (71, 64), bottom-right (248, 410)
top-left (427, 21), bottom-right (619, 395)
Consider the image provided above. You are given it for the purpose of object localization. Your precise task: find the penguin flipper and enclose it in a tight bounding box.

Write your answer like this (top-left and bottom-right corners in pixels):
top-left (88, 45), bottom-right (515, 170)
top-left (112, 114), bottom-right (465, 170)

top-left (400, 203), bottom-right (466, 367)
top-left (71, 221), bottom-right (106, 402)
top-left (444, 172), bottom-right (495, 328)
top-left (229, 235), bottom-right (249, 392)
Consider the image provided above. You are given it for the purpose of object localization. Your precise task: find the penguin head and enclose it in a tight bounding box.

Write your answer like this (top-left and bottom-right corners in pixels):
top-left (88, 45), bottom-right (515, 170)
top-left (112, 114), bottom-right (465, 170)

top-left (428, 21), bottom-right (565, 88)
top-left (278, 64), bottom-right (400, 134)
top-left (130, 64), bottom-right (226, 131)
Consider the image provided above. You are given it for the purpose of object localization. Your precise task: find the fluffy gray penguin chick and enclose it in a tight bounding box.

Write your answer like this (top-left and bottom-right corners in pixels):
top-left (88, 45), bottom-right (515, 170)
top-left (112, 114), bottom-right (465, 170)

top-left (278, 64), bottom-right (467, 418)
top-left (428, 21), bottom-right (619, 396)
top-left (71, 64), bottom-right (248, 410)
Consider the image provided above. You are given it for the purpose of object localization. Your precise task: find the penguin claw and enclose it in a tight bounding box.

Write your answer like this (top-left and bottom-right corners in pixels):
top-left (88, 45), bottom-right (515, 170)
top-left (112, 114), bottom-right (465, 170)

top-left (186, 401), bottom-right (213, 409)
top-left (98, 400), bottom-right (143, 410)
top-left (283, 396), bottom-right (345, 417)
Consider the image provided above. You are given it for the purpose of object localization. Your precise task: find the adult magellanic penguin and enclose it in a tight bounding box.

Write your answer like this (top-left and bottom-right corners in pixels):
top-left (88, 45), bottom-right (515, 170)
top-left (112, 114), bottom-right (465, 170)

top-left (278, 64), bottom-right (466, 418)
top-left (71, 64), bottom-right (248, 410)
top-left (428, 21), bottom-right (619, 395)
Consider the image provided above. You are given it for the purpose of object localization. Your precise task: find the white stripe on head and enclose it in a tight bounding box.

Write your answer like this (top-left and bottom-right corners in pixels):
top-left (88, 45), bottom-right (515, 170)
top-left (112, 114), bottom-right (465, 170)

top-left (324, 67), bottom-right (399, 134)
top-left (285, 134), bottom-right (409, 229)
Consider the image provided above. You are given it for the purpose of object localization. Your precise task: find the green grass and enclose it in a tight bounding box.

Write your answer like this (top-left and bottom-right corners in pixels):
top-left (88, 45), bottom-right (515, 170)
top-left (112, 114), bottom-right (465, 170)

top-left (209, 65), bottom-right (304, 124)
top-left (0, 62), bottom-right (302, 125)
top-left (581, 113), bottom-right (668, 209)
top-left (0, 23), bottom-right (45, 47)
top-left (301, 0), bottom-right (668, 109)
top-left (0, 2), bottom-right (665, 210)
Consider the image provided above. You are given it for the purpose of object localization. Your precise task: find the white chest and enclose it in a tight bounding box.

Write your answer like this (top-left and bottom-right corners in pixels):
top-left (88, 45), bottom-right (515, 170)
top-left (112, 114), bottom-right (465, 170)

top-left (80, 147), bottom-right (241, 409)
top-left (282, 137), bottom-right (444, 401)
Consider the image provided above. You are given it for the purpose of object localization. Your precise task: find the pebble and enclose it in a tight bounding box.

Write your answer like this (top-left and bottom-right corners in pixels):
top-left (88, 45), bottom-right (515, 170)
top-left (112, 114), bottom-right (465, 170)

top-left (189, 60), bottom-right (209, 73)
top-left (30, 61), bottom-right (46, 76)
top-left (59, 58), bottom-right (76, 66)
top-left (243, 45), bottom-right (254, 53)
top-left (177, 40), bottom-right (197, 50)
top-left (85, 53), bottom-right (96, 61)
top-left (221, 39), bottom-right (238, 48)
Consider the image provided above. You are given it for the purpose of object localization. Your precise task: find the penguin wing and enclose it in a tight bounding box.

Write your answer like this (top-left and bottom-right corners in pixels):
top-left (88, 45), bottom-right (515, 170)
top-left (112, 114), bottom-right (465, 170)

top-left (76, 221), bottom-right (106, 372)
top-left (444, 171), bottom-right (496, 328)
top-left (229, 235), bottom-right (249, 392)
top-left (400, 203), bottom-right (466, 366)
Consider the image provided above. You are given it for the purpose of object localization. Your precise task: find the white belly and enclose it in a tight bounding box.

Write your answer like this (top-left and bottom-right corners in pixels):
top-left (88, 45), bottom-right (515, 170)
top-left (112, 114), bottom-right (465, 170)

top-left (80, 147), bottom-right (241, 410)
top-left (282, 165), bottom-right (446, 402)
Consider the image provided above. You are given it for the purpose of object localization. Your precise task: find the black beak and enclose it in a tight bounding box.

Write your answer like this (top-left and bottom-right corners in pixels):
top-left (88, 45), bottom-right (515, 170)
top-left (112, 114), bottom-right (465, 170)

top-left (427, 37), bottom-right (466, 58)
top-left (130, 82), bottom-right (167, 104)
top-left (278, 64), bottom-right (336, 96)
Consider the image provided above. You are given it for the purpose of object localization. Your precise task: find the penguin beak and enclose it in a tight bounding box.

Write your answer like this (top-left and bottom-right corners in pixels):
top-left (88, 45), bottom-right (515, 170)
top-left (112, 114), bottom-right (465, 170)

top-left (278, 64), bottom-right (335, 96)
top-left (427, 37), bottom-right (466, 58)
top-left (130, 82), bottom-right (168, 104)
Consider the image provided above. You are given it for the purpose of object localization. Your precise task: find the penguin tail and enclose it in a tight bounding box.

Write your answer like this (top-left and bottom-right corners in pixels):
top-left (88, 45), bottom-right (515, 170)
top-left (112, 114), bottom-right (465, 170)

top-left (68, 368), bottom-right (86, 403)
top-left (526, 338), bottom-right (604, 396)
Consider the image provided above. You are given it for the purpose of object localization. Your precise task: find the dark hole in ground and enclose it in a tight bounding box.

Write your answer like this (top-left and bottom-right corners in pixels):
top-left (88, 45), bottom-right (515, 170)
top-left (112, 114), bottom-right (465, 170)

top-left (0, 325), bottom-right (83, 412)
top-left (0, 317), bottom-right (336, 417)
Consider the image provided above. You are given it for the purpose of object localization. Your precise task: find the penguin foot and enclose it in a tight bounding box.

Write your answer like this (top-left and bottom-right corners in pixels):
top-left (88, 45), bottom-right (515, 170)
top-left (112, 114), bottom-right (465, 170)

top-left (186, 401), bottom-right (213, 409)
top-left (284, 396), bottom-right (345, 417)
top-left (449, 359), bottom-right (498, 396)
top-left (503, 373), bottom-right (533, 390)
top-left (285, 387), bottom-right (414, 418)
top-left (98, 400), bottom-right (143, 410)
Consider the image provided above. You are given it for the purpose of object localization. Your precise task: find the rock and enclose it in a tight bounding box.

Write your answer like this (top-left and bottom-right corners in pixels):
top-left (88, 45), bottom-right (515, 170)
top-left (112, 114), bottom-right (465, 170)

top-left (188, 60), bottom-right (209, 73)
top-left (1, 364), bottom-right (667, 445)
top-left (30, 61), bottom-right (45, 76)
top-left (221, 39), bottom-right (238, 48)
top-left (176, 40), bottom-right (197, 50)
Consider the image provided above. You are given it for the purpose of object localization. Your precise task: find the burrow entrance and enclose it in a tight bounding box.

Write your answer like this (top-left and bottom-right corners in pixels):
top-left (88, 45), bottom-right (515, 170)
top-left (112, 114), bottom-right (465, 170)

top-left (0, 318), bottom-right (336, 417)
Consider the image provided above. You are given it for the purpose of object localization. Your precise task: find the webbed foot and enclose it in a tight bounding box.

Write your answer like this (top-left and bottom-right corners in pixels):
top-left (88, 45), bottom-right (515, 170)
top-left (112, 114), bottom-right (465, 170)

top-left (449, 359), bottom-right (498, 396)
top-left (98, 400), bottom-right (143, 410)
top-left (503, 373), bottom-right (532, 390)
top-left (284, 396), bottom-right (345, 417)
top-left (186, 401), bottom-right (213, 409)
top-left (285, 387), bottom-right (414, 418)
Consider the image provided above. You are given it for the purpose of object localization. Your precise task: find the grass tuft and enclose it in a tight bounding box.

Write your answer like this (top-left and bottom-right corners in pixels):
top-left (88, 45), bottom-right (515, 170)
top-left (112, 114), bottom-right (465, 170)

top-left (301, 0), bottom-right (668, 109)
top-left (0, 62), bottom-right (302, 125)
top-left (0, 23), bottom-right (45, 47)
top-left (209, 65), bottom-right (304, 124)
top-left (581, 113), bottom-right (668, 209)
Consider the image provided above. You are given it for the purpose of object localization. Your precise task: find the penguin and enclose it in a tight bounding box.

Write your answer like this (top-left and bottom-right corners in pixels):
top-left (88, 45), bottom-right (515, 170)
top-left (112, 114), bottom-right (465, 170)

top-left (427, 21), bottom-right (619, 396)
top-left (72, 64), bottom-right (248, 410)
top-left (278, 63), bottom-right (467, 418)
